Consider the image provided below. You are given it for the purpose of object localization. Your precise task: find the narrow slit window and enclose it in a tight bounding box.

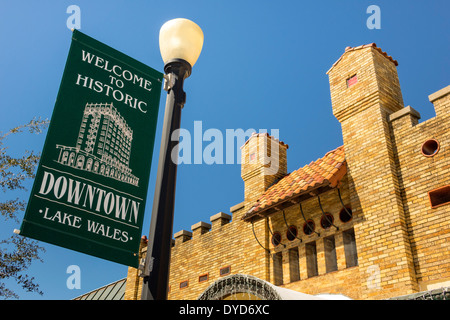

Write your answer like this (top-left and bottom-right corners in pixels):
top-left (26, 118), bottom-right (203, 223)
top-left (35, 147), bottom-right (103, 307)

top-left (305, 242), bottom-right (318, 278)
top-left (289, 247), bottom-right (300, 282)
top-left (273, 252), bottom-right (283, 285)
top-left (324, 236), bottom-right (338, 273)
top-left (428, 185), bottom-right (450, 208)
top-left (343, 228), bottom-right (358, 268)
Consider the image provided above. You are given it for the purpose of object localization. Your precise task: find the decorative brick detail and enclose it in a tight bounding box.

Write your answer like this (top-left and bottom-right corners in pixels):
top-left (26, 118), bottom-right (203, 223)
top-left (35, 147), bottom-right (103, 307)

top-left (428, 85), bottom-right (450, 116)
top-left (191, 221), bottom-right (211, 238)
top-left (210, 212), bottom-right (231, 229)
top-left (174, 230), bottom-right (192, 245)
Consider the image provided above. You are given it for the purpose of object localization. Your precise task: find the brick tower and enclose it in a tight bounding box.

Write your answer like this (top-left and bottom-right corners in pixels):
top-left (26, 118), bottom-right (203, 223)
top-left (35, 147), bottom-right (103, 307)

top-left (327, 44), bottom-right (418, 299)
top-left (241, 133), bottom-right (288, 208)
top-left (239, 133), bottom-right (288, 283)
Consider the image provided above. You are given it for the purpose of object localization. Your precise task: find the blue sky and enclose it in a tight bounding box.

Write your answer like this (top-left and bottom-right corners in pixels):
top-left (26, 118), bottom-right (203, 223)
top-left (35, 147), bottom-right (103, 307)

top-left (0, 1), bottom-right (448, 299)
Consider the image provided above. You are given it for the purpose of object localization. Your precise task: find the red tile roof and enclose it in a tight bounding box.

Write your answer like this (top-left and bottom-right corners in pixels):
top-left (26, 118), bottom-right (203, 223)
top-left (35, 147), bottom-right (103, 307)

top-left (243, 146), bottom-right (346, 220)
top-left (326, 43), bottom-right (398, 75)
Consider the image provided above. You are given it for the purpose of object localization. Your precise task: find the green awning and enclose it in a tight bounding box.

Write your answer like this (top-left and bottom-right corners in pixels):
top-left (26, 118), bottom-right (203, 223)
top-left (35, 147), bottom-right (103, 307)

top-left (73, 278), bottom-right (126, 300)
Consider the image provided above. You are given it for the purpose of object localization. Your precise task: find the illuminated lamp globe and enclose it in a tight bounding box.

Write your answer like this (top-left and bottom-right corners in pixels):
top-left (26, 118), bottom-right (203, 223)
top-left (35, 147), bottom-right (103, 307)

top-left (159, 18), bottom-right (204, 69)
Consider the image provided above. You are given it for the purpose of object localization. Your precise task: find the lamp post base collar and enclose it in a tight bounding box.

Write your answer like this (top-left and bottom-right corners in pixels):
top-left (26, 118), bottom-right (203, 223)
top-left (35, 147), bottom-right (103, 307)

top-left (164, 59), bottom-right (192, 79)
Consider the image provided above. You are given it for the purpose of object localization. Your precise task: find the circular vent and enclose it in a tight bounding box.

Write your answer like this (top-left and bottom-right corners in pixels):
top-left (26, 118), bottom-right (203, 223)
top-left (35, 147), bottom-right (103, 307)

top-left (421, 139), bottom-right (440, 157)
top-left (303, 220), bottom-right (315, 235)
top-left (271, 232), bottom-right (282, 247)
top-left (320, 213), bottom-right (334, 229)
top-left (286, 226), bottom-right (298, 241)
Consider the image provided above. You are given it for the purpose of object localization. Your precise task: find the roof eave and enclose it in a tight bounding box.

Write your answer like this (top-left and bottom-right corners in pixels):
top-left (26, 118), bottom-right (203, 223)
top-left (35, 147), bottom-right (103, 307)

top-left (242, 183), bottom-right (334, 222)
top-left (242, 162), bottom-right (347, 222)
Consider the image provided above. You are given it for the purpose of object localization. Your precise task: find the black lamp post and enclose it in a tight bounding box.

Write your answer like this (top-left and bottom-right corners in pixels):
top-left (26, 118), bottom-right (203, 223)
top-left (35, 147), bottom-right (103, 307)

top-left (141, 18), bottom-right (203, 300)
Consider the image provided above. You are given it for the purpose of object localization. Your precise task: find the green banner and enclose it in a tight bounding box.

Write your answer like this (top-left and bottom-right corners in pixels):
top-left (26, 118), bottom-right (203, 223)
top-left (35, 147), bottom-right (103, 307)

top-left (19, 30), bottom-right (163, 267)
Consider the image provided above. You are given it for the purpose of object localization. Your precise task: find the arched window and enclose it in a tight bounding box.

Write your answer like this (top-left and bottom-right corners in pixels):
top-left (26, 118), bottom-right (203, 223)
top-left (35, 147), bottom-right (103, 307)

top-left (61, 151), bottom-right (69, 165)
top-left (85, 158), bottom-right (93, 171)
top-left (68, 152), bottom-right (76, 166)
top-left (76, 155), bottom-right (85, 169)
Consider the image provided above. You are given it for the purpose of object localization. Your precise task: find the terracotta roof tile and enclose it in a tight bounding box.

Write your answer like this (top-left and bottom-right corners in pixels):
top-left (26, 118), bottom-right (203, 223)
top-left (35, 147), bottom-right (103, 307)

top-left (326, 43), bottom-right (398, 75)
top-left (243, 146), bottom-right (346, 220)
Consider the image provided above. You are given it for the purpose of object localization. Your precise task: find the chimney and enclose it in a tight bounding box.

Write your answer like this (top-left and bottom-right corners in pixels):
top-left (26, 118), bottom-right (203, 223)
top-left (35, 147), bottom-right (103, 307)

top-left (240, 133), bottom-right (288, 207)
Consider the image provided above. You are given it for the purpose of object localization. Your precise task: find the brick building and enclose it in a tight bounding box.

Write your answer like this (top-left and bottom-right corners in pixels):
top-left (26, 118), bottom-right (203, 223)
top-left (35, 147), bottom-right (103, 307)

top-left (56, 102), bottom-right (139, 186)
top-left (120, 43), bottom-right (450, 300)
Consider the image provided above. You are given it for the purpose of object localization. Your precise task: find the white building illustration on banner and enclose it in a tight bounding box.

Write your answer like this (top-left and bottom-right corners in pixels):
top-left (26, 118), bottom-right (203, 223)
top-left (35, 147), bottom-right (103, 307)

top-left (56, 103), bottom-right (139, 186)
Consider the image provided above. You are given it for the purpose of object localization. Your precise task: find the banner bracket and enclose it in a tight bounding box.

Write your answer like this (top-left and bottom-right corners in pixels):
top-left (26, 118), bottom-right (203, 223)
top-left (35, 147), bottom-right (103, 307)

top-left (163, 74), bottom-right (175, 91)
